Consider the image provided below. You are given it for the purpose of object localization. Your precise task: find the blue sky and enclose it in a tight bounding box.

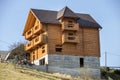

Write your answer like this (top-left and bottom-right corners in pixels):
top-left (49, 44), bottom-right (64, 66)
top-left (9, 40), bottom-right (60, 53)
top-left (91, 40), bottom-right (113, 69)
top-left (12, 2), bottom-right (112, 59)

top-left (0, 0), bottom-right (120, 66)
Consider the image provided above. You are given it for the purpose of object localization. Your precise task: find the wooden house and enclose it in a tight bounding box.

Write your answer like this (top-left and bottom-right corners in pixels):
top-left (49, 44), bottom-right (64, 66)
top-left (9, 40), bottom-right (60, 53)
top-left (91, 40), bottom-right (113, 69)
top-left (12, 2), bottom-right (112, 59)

top-left (23, 6), bottom-right (102, 78)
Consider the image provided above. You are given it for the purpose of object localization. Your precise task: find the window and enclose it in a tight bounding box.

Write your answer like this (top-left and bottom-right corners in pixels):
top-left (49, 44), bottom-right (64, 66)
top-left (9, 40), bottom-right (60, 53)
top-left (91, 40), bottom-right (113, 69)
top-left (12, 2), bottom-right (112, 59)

top-left (80, 58), bottom-right (84, 67)
top-left (68, 37), bottom-right (75, 40)
top-left (42, 46), bottom-right (45, 53)
top-left (42, 50), bottom-right (45, 53)
top-left (39, 58), bottom-right (45, 65)
top-left (68, 33), bottom-right (74, 36)
top-left (55, 45), bottom-right (62, 52)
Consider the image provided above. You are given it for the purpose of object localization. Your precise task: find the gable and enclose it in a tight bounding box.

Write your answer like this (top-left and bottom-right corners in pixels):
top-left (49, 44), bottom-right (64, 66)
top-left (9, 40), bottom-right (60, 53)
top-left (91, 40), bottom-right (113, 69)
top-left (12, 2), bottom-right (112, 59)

top-left (23, 7), bottom-right (102, 35)
top-left (22, 10), bottom-right (36, 35)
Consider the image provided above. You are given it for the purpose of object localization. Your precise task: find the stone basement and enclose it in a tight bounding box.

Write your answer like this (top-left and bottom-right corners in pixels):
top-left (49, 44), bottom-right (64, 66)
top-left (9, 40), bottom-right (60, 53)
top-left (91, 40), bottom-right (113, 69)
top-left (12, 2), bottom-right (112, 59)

top-left (22, 6), bottom-right (102, 79)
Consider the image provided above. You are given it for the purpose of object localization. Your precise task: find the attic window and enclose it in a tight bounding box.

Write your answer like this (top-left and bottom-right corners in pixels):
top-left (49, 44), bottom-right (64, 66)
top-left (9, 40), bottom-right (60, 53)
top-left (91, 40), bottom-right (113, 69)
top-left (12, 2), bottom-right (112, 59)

top-left (55, 45), bottom-right (62, 52)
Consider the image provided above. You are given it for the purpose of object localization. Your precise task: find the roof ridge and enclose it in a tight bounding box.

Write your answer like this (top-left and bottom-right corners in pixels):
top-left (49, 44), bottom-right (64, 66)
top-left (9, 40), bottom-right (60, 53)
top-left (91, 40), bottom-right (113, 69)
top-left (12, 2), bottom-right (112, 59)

top-left (57, 6), bottom-right (79, 19)
top-left (31, 8), bottom-right (57, 12)
top-left (62, 6), bottom-right (68, 17)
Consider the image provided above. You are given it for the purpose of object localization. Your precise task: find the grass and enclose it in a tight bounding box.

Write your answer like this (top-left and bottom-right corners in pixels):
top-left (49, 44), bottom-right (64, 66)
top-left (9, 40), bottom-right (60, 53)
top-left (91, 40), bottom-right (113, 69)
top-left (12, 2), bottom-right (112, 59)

top-left (0, 63), bottom-right (44, 80)
top-left (1, 62), bottom-right (107, 80)
top-left (0, 62), bottom-right (73, 80)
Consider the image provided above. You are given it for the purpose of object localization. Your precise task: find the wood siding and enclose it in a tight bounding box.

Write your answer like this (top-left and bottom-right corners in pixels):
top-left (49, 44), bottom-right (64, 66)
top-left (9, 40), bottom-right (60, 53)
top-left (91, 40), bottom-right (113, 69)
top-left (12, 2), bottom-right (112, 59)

top-left (23, 13), bottom-right (100, 62)
top-left (47, 24), bottom-right (100, 56)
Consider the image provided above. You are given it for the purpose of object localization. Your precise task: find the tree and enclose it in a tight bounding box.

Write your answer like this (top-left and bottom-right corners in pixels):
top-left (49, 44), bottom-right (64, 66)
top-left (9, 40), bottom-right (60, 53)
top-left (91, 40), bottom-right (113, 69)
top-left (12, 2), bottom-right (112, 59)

top-left (8, 42), bottom-right (30, 65)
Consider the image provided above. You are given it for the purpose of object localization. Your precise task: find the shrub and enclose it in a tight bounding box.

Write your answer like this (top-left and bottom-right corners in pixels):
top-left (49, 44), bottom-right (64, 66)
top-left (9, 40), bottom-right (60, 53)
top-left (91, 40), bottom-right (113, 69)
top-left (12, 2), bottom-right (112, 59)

top-left (114, 70), bottom-right (120, 75)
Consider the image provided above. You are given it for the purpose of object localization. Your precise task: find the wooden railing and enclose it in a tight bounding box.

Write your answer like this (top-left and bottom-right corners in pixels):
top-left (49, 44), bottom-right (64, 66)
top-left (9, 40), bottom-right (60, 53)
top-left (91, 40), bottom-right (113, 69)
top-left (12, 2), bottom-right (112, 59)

top-left (25, 28), bottom-right (33, 40)
top-left (33, 34), bottom-right (46, 47)
top-left (62, 22), bottom-right (79, 31)
top-left (25, 40), bottom-right (33, 51)
top-left (62, 34), bottom-right (79, 44)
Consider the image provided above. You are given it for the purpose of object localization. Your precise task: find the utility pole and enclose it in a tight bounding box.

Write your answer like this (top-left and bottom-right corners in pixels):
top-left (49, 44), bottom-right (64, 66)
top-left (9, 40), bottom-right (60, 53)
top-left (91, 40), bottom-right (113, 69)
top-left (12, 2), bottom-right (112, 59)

top-left (105, 51), bottom-right (107, 71)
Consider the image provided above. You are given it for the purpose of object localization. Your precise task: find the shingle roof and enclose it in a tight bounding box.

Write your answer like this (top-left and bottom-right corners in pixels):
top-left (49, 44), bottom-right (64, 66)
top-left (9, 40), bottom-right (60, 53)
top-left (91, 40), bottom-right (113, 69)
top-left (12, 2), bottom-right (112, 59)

top-left (57, 6), bottom-right (79, 19)
top-left (31, 9), bottom-right (61, 24)
top-left (31, 7), bottom-right (102, 28)
top-left (76, 13), bottom-right (102, 28)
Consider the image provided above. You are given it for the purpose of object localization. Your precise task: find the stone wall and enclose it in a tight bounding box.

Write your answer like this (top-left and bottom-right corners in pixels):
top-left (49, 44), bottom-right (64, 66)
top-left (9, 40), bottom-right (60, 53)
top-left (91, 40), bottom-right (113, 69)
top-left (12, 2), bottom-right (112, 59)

top-left (29, 54), bottom-right (101, 79)
top-left (25, 65), bottom-right (47, 72)
top-left (48, 54), bottom-right (100, 78)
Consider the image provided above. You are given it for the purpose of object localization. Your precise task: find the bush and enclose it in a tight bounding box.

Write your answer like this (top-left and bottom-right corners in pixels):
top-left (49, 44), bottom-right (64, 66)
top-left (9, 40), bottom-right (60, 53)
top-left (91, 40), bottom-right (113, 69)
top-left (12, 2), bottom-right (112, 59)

top-left (114, 70), bottom-right (120, 75)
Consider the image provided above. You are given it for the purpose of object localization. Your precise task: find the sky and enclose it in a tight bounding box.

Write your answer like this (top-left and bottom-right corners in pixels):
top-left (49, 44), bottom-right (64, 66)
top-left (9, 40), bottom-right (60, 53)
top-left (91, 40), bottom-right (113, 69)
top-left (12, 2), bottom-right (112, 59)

top-left (0, 0), bottom-right (120, 67)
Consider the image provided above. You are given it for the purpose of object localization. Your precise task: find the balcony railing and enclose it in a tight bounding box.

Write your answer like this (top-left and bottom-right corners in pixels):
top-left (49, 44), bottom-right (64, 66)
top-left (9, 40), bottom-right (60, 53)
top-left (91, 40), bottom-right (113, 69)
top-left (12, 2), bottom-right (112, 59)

top-left (33, 24), bottom-right (43, 35)
top-left (62, 34), bottom-right (79, 44)
top-left (62, 22), bottom-right (79, 31)
top-left (25, 40), bottom-right (33, 51)
top-left (33, 34), bottom-right (46, 47)
top-left (25, 28), bottom-right (33, 40)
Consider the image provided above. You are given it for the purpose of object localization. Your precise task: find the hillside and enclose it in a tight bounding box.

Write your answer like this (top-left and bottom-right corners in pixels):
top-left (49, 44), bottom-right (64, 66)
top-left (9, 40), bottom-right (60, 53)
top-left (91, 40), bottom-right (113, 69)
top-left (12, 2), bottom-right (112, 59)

top-left (0, 62), bottom-right (76, 80)
top-left (2, 62), bottom-right (120, 80)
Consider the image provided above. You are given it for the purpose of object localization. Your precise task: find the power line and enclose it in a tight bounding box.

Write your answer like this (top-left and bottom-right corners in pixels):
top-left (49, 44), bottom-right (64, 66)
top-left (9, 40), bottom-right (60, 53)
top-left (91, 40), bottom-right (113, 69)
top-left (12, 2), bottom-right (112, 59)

top-left (103, 51), bottom-right (120, 57)
top-left (0, 40), bottom-right (11, 45)
top-left (108, 52), bottom-right (120, 56)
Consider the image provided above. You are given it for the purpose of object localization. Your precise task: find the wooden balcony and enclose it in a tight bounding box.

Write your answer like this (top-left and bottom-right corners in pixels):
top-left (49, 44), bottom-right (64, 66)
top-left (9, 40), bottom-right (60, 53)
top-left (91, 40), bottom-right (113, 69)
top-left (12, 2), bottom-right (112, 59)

top-left (33, 34), bottom-right (46, 47)
top-left (25, 40), bottom-right (33, 51)
top-left (62, 34), bottom-right (79, 44)
top-left (25, 28), bottom-right (33, 40)
top-left (62, 22), bottom-right (79, 31)
top-left (33, 24), bottom-right (43, 35)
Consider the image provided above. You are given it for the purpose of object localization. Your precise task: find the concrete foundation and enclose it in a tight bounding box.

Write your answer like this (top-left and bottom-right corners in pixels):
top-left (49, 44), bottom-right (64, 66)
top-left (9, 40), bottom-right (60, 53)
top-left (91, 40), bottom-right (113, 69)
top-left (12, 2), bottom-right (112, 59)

top-left (32, 54), bottom-right (100, 79)
top-left (48, 54), bottom-right (100, 78)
